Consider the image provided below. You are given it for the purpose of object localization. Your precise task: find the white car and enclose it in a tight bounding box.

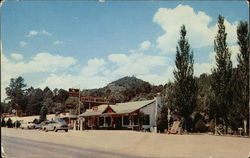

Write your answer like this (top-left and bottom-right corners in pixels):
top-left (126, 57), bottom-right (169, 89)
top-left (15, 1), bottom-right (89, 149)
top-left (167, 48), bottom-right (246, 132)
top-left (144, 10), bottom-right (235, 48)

top-left (20, 122), bottom-right (35, 129)
top-left (42, 119), bottom-right (68, 132)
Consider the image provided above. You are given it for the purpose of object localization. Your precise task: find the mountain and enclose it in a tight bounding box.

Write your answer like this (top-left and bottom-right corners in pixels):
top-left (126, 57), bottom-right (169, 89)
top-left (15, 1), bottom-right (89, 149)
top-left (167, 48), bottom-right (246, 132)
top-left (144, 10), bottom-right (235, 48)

top-left (81, 76), bottom-right (164, 103)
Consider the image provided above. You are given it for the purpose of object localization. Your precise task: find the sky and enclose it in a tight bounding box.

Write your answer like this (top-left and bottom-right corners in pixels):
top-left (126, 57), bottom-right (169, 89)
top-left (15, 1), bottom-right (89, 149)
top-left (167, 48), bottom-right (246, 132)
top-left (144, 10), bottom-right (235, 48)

top-left (1, 1), bottom-right (249, 101)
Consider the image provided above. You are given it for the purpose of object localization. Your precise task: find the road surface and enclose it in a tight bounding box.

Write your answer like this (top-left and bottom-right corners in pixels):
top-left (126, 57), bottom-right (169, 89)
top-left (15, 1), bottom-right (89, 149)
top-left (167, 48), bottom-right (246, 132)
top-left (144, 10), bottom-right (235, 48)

top-left (1, 128), bottom-right (250, 158)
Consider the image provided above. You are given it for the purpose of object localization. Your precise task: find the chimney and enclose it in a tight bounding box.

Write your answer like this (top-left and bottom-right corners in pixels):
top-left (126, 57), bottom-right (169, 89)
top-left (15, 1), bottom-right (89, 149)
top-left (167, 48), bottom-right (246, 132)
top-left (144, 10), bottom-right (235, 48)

top-left (153, 93), bottom-right (162, 129)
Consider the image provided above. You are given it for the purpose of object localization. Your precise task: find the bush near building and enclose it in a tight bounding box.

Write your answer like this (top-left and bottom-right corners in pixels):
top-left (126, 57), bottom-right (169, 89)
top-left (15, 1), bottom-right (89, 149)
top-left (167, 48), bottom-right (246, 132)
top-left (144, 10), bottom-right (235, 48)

top-left (194, 119), bottom-right (207, 132)
top-left (1, 117), bottom-right (6, 127)
top-left (13, 120), bottom-right (21, 128)
top-left (6, 118), bottom-right (13, 128)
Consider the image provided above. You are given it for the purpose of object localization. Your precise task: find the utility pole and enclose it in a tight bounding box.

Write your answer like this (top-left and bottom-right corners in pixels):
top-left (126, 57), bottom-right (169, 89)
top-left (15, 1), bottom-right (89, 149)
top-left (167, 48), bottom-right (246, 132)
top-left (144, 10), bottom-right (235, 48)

top-left (78, 90), bottom-right (81, 130)
top-left (16, 109), bottom-right (18, 128)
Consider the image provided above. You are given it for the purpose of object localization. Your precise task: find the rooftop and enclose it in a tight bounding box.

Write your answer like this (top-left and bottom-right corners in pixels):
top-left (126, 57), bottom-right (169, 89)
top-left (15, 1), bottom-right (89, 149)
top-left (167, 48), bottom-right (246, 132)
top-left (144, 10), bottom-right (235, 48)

top-left (80, 99), bottom-right (155, 117)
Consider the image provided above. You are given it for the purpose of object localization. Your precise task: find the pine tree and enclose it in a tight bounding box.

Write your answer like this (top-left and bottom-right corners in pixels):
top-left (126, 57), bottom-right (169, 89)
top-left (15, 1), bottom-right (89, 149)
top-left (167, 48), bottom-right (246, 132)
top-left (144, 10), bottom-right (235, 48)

top-left (5, 76), bottom-right (27, 113)
top-left (173, 25), bottom-right (197, 131)
top-left (236, 21), bottom-right (249, 130)
top-left (40, 105), bottom-right (48, 122)
top-left (211, 15), bottom-right (232, 126)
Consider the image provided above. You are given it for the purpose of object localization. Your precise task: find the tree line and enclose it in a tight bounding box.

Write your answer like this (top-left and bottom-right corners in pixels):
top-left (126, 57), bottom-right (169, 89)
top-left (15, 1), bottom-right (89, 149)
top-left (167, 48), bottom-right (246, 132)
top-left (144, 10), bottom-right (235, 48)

top-left (158, 15), bottom-right (249, 134)
top-left (1, 79), bottom-right (73, 122)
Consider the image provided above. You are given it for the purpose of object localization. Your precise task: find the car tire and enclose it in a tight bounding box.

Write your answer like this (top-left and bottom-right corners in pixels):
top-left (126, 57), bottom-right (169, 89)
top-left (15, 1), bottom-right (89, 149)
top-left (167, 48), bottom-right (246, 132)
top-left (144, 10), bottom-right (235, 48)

top-left (65, 129), bottom-right (68, 132)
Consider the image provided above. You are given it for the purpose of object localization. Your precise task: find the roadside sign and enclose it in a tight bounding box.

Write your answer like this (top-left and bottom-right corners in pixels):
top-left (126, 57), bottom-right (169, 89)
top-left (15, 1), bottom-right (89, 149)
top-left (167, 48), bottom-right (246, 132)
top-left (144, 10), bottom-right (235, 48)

top-left (12, 109), bottom-right (16, 113)
top-left (170, 121), bottom-right (180, 134)
top-left (69, 88), bottom-right (80, 97)
top-left (92, 106), bottom-right (98, 110)
top-left (66, 104), bottom-right (74, 108)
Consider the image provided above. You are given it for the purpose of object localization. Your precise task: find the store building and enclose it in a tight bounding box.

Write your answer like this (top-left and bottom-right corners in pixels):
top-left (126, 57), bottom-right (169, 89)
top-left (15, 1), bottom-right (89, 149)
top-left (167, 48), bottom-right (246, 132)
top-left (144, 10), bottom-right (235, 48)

top-left (79, 96), bottom-right (162, 131)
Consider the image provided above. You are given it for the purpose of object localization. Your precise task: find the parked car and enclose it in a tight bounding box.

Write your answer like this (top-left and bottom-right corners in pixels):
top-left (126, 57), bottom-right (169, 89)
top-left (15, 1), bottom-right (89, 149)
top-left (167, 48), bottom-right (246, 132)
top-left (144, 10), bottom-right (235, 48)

top-left (20, 122), bottom-right (35, 129)
top-left (33, 123), bottom-right (41, 129)
top-left (42, 119), bottom-right (68, 132)
top-left (39, 121), bottom-right (51, 130)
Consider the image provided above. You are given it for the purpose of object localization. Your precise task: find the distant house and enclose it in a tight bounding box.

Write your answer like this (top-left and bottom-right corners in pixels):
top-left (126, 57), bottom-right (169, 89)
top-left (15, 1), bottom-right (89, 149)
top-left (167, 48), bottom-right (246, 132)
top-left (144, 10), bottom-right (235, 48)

top-left (79, 96), bottom-right (162, 131)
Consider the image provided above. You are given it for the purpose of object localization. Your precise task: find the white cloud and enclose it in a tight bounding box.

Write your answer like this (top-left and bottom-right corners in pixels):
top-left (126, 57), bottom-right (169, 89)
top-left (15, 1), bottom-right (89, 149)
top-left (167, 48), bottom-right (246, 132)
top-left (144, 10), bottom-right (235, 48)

top-left (1, 52), bottom-right (77, 77)
top-left (229, 45), bottom-right (240, 67)
top-left (137, 66), bottom-right (175, 85)
top-left (81, 58), bottom-right (106, 77)
top-left (108, 52), bottom-right (169, 76)
top-left (11, 53), bottom-right (23, 60)
top-left (41, 30), bottom-right (51, 36)
top-left (1, 48), bottom-right (174, 101)
top-left (153, 4), bottom-right (237, 53)
top-left (194, 44), bottom-right (240, 77)
top-left (53, 41), bottom-right (63, 45)
top-left (139, 40), bottom-right (151, 51)
top-left (1, 52), bottom-right (77, 100)
top-left (37, 52), bottom-right (172, 95)
top-left (19, 41), bottom-right (27, 47)
top-left (26, 30), bottom-right (38, 37)
top-left (38, 73), bottom-right (111, 90)
top-left (194, 62), bottom-right (214, 77)
top-left (25, 30), bottom-right (51, 37)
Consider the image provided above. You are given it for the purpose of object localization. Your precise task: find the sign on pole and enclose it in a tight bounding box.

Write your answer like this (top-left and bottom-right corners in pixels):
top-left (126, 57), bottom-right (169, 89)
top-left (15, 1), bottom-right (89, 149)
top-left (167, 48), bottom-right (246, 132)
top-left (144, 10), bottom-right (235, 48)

top-left (12, 109), bottom-right (16, 114)
top-left (69, 88), bottom-right (80, 97)
top-left (170, 121), bottom-right (180, 134)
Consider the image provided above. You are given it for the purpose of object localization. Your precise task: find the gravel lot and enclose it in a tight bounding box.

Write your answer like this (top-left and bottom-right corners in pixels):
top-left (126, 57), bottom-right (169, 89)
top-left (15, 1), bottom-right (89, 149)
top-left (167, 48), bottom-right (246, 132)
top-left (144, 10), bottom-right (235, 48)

top-left (1, 128), bottom-right (250, 158)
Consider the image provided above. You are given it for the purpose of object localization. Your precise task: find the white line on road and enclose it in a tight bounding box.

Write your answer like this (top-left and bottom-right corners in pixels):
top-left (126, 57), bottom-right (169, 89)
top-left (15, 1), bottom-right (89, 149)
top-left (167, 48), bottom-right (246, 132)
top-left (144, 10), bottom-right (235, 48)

top-left (1, 143), bottom-right (8, 158)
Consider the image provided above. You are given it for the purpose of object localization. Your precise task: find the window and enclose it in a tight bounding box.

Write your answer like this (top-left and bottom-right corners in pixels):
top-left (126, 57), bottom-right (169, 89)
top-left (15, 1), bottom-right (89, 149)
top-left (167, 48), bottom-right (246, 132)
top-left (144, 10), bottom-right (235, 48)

top-left (99, 117), bottom-right (104, 126)
top-left (123, 115), bottom-right (129, 126)
top-left (133, 115), bottom-right (138, 125)
top-left (142, 115), bottom-right (150, 125)
top-left (106, 117), bottom-right (111, 126)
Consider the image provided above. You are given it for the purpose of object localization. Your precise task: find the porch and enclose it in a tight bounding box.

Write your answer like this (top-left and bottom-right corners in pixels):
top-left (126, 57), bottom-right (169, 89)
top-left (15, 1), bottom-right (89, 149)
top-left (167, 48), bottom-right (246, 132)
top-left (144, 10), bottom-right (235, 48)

top-left (82, 112), bottom-right (150, 130)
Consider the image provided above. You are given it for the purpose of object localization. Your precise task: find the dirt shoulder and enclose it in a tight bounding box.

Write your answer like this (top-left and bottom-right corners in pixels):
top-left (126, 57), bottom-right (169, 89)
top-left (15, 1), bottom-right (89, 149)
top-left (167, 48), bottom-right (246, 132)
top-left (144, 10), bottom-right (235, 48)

top-left (1, 128), bottom-right (250, 158)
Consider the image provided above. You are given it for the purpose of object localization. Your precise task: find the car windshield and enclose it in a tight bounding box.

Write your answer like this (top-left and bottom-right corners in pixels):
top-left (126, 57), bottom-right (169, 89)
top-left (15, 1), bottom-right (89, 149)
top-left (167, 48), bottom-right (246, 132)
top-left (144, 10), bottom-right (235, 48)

top-left (57, 119), bottom-right (66, 124)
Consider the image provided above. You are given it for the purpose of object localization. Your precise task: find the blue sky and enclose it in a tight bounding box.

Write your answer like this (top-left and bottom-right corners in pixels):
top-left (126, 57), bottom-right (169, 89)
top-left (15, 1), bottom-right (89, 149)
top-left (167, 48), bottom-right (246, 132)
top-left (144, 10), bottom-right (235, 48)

top-left (1, 1), bottom-right (249, 101)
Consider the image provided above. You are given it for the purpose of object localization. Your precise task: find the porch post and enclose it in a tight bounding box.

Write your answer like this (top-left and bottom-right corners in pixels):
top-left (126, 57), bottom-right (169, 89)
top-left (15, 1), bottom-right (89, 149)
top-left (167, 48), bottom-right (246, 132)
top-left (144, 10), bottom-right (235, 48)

top-left (122, 115), bottom-right (124, 128)
top-left (104, 116), bottom-right (106, 128)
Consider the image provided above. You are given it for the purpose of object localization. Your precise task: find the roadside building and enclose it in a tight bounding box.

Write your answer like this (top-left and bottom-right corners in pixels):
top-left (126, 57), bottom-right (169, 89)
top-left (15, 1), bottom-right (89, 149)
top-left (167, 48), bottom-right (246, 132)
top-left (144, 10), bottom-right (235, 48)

top-left (79, 96), bottom-right (162, 132)
top-left (2, 113), bottom-right (75, 125)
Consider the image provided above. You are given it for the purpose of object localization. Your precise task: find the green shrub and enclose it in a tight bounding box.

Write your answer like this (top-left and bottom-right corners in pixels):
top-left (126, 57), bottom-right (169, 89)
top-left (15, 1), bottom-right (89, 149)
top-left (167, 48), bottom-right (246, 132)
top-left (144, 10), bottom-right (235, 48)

top-left (6, 118), bottom-right (13, 128)
top-left (13, 120), bottom-right (21, 128)
top-left (1, 117), bottom-right (6, 127)
top-left (194, 119), bottom-right (207, 132)
top-left (209, 119), bottom-right (215, 132)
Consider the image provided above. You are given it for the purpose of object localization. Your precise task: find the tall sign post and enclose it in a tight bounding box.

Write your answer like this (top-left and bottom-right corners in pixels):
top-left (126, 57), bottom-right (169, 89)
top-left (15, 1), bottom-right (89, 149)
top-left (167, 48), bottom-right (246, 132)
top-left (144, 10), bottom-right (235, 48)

top-left (69, 88), bottom-right (80, 130)
top-left (12, 109), bottom-right (17, 128)
top-left (167, 108), bottom-right (171, 132)
top-left (78, 90), bottom-right (81, 130)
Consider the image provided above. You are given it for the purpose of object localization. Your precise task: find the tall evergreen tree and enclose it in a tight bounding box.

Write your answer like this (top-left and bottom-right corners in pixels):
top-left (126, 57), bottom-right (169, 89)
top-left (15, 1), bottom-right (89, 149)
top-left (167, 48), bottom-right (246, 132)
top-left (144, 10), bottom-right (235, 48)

top-left (211, 15), bottom-right (232, 126)
top-left (236, 21), bottom-right (249, 130)
top-left (5, 76), bottom-right (27, 113)
top-left (173, 25), bottom-right (197, 131)
top-left (40, 105), bottom-right (48, 122)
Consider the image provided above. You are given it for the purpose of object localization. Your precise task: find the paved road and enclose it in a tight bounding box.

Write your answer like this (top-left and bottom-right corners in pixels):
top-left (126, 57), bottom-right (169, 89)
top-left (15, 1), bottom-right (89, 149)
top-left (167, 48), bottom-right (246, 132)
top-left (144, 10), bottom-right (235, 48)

top-left (1, 128), bottom-right (250, 158)
top-left (1, 136), bottom-right (148, 158)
